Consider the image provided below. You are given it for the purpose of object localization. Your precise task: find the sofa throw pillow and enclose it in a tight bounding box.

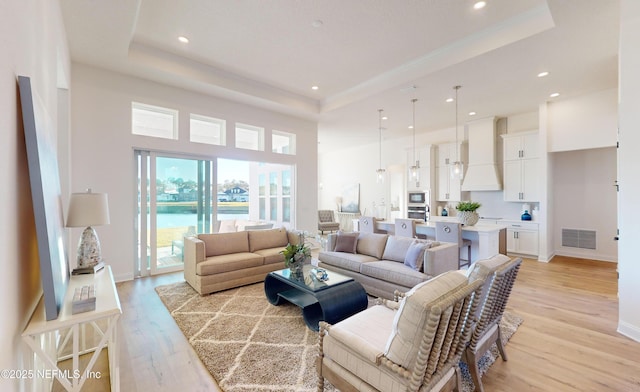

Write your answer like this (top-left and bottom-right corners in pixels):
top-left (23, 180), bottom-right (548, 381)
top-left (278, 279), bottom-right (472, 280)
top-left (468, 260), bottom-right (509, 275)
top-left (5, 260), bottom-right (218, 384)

top-left (356, 233), bottom-right (388, 259)
top-left (335, 232), bottom-right (358, 253)
top-left (403, 240), bottom-right (428, 271)
top-left (382, 236), bottom-right (414, 263)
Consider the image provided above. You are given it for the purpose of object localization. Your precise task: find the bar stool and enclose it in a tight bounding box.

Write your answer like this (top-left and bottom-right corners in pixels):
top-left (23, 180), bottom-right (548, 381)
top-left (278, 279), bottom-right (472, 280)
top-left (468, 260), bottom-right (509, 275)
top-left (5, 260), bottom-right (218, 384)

top-left (435, 221), bottom-right (471, 269)
top-left (395, 218), bottom-right (417, 238)
top-left (358, 216), bottom-right (380, 233)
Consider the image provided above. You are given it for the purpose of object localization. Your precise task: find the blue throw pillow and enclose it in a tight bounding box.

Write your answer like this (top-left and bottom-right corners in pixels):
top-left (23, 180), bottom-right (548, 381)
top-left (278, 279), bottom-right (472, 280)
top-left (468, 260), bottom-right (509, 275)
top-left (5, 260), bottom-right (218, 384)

top-left (404, 241), bottom-right (427, 271)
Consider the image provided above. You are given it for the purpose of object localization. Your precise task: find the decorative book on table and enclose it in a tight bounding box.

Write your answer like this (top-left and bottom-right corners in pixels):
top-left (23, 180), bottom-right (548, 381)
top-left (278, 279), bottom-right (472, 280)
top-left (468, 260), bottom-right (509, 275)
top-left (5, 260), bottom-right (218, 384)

top-left (72, 261), bottom-right (105, 275)
top-left (71, 284), bottom-right (96, 314)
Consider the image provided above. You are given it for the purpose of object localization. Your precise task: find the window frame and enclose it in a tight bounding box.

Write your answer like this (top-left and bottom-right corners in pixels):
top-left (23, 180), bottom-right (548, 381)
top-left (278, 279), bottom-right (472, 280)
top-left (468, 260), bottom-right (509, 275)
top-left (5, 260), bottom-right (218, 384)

top-left (131, 102), bottom-right (179, 140)
top-left (235, 122), bottom-right (265, 151)
top-left (189, 113), bottom-right (226, 146)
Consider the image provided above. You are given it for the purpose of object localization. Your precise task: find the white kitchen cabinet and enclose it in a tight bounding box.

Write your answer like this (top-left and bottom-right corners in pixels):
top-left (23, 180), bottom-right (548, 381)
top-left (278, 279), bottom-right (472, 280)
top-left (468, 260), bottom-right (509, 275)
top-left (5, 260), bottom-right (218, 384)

top-left (435, 142), bottom-right (467, 202)
top-left (503, 159), bottom-right (539, 201)
top-left (504, 131), bottom-right (538, 160)
top-left (505, 221), bottom-right (538, 256)
top-left (504, 222), bottom-right (538, 256)
top-left (502, 132), bottom-right (540, 202)
top-left (407, 145), bottom-right (434, 191)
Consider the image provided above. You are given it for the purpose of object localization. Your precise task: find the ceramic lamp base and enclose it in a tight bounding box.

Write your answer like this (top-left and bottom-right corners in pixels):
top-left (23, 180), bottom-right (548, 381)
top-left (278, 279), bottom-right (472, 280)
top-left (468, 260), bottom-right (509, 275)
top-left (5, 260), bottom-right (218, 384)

top-left (77, 226), bottom-right (102, 268)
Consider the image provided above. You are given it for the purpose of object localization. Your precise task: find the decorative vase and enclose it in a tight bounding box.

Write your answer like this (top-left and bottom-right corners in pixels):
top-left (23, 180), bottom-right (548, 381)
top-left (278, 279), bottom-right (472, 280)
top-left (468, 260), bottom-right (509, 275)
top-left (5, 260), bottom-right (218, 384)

top-left (288, 254), bottom-right (310, 278)
top-left (289, 260), bottom-right (303, 277)
top-left (457, 211), bottom-right (479, 226)
top-left (521, 210), bottom-right (532, 221)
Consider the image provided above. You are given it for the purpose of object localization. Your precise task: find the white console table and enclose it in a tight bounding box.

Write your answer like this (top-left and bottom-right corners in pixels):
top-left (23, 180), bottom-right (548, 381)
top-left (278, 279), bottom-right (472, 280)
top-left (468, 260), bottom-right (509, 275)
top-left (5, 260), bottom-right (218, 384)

top-left (335, 211), bottom-right (361, 232)
top-left (22, 266), bottom-right (122, 392)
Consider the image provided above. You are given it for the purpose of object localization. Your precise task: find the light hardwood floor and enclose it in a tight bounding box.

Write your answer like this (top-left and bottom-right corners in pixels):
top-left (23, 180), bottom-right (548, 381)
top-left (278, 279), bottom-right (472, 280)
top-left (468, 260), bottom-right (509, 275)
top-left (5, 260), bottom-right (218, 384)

top-left (114, 256), bottom-right (640, 391)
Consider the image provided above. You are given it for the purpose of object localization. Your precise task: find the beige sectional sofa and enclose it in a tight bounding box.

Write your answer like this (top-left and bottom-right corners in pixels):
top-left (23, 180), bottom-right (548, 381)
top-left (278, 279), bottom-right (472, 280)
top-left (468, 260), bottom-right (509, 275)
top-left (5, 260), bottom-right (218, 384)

top-left (184, 228), bottom-right (300, 295)
top-left (318, 232), bottom-right (459, 299)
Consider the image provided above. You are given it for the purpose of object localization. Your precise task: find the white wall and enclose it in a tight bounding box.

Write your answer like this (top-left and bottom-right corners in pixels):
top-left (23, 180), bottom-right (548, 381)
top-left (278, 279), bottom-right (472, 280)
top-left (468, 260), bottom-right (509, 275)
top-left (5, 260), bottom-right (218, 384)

top-left (548, 88), bottom-right (618, 152)
top-left (70, 64), bottom-right (318, 282)
top-left (0, 0), bottom-right (70, 390)
top-left (551, 148), bottom-right (618, 261)
top-left (617, 0), bottom-right (640, 342)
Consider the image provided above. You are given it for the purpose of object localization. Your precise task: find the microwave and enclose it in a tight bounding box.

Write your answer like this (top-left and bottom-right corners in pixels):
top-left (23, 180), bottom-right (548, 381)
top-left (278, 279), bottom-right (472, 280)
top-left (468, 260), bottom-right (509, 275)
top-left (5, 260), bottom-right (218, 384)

top-left (408, 191), bottom-right (428, 205)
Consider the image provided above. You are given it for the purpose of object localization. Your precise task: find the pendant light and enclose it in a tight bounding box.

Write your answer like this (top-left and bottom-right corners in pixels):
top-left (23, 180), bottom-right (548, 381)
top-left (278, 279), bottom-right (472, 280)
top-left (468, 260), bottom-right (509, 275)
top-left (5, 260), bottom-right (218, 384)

top-left (451, 85), bottom-right (464, 179)
top-left (409, 98), bottom-right (420, 183)
top-left (375, 109), bottom-right (386, 183)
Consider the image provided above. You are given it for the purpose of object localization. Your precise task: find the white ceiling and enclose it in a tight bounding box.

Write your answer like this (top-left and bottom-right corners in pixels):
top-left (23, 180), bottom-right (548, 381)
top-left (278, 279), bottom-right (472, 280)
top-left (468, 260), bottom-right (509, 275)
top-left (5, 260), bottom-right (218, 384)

top-left (59, 0), bottom-right (619, 153)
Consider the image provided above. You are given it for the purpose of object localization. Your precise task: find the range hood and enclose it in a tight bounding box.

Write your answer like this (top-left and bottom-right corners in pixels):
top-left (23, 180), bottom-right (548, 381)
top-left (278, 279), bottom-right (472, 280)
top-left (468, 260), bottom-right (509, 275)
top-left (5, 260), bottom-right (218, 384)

top-left (461, 117), bottom-right (502, 191)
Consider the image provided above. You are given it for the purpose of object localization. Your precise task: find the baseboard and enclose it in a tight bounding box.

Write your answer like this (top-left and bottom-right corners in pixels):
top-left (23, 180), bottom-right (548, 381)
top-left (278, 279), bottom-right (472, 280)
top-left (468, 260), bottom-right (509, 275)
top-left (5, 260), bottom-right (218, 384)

top-left (617, 320), bottom-right (640, 343)
top-left (114, 272), bottom-right (134, 283)
top-left (538, 251), bottom-right (554, 263)
top-left (554, 249), bottom-right (617, 262)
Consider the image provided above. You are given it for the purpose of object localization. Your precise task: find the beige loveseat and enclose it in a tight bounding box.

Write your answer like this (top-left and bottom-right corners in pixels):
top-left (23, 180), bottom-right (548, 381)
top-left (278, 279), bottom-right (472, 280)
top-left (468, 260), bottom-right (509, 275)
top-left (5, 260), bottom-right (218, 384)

top-left (184, 228), bottom-right (300, 295)
top-left (318, 232), bottom-right (459, 300)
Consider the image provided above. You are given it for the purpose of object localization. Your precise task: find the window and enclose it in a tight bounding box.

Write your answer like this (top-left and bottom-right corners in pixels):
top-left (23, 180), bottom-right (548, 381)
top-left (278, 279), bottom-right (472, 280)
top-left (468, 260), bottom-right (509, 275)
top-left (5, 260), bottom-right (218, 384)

top-left (282, 170), bottom-right (291, 222)
top-left (258, 174), bottom-right (266, 220)
top-left (269, 172), bottom-right (278, 220)
top-left (132, 102), bottom-right (178, 139)
top-left (272, 130), bottom-right (296, 154)
top-left (235, 123), bottom-right (264, 151)
top-left (190, 114), bottom-right (226, 145)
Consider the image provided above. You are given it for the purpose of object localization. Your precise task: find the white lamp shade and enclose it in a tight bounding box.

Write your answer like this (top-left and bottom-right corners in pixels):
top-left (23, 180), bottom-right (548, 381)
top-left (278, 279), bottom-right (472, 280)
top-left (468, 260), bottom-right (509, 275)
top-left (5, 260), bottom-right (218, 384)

top-left (66, 191), bottom-right (110, 227)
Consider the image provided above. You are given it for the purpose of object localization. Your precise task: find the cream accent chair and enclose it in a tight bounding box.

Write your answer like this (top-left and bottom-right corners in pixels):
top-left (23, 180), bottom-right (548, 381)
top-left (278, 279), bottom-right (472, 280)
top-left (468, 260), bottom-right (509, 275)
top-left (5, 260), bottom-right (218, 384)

top-left (318, 210), bottom-right (340, 234)
top-left (317, 270), bottom-right (483, 392)
top-left (463, 255), bottom-right (522, 392)
top-left (435, 221), bottom-right (472, 269)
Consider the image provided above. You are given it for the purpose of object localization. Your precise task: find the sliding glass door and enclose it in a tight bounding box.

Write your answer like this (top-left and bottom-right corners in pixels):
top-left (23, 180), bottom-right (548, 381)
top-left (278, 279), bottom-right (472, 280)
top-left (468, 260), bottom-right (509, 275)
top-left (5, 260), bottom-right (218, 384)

top-left (135, 151), bottom-right (296, 277)
top-left (136, 151), bottom-right (215, 276)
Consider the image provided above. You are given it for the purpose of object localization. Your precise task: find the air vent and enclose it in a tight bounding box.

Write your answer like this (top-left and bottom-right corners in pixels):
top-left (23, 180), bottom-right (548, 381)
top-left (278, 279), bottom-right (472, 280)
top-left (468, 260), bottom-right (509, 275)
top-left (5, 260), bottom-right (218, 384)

top-left (562, 229), bottom-right (596, 249)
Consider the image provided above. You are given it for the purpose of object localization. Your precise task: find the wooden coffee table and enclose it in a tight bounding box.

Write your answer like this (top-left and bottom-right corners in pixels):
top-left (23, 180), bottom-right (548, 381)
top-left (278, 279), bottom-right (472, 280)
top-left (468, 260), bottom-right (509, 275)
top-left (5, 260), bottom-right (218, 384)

top-left (264, 264), bottom-right (368, 331)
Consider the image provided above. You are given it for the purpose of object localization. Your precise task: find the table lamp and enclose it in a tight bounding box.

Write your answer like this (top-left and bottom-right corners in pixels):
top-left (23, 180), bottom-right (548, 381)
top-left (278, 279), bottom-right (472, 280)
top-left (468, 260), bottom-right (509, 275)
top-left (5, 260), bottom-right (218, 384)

top-left (66, 189), bottom-right (110, 268)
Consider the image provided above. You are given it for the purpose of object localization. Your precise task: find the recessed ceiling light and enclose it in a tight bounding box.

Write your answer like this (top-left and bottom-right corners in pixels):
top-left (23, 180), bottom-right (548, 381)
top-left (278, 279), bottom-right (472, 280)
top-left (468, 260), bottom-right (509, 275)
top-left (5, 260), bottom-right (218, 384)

top-left (537, 71), bottom-right (549, 78)
top-left (474, 1), bottom-right (487, 10)
top-left (311, 85), bottom-right (319, 90)
top-left (408, 125), bottom-right (414, 129)
top-left (469, 111), bottom-right (477, 116)
top-left (446, 98), bottom-right (454, 103)
top-left (382, 116), bottom-right (388, 120)
top-left (549, 92), bottom-right (560, 98)
top-left (312, 19), bottom-right (324, 28)
top-left (178, 36), bottom-right (189, 44)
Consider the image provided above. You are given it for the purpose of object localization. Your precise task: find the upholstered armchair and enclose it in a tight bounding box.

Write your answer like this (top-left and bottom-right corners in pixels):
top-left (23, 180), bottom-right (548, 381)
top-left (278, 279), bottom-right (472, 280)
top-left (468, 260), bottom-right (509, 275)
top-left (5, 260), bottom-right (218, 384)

top-left (318, 210), bottom-right (340, 234)
top-left (463, 255), bottom-right (522, 392)
top-left (317, 270), bottom-right (483, 392)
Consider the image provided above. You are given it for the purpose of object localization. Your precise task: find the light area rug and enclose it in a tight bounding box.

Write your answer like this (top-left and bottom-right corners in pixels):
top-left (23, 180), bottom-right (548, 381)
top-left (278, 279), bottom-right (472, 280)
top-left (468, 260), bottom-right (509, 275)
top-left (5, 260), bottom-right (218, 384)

top-left (155, 281), bottom-right (522, 392)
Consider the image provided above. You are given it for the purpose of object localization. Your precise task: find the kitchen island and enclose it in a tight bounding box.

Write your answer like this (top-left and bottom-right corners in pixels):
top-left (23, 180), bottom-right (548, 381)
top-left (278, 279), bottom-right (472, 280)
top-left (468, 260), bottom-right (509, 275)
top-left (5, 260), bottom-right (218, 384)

top-left (375, 217), bottom-right (507, 263)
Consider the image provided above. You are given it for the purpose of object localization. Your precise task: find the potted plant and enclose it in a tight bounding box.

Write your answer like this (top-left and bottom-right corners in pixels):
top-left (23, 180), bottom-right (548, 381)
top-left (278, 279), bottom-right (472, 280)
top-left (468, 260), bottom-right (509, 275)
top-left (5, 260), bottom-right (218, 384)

top-left (280, 231), bottom-right (312, 276)
top-left (455, 201), bottom-right (481, 226)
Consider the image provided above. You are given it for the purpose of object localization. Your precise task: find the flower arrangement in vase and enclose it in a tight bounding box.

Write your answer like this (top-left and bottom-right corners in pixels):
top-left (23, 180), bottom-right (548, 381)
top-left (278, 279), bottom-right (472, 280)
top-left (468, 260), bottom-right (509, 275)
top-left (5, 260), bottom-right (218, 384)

top-left (455, 201), bottom-right (481, 226)
top-left (280, 231), bottom-right (312, 276)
